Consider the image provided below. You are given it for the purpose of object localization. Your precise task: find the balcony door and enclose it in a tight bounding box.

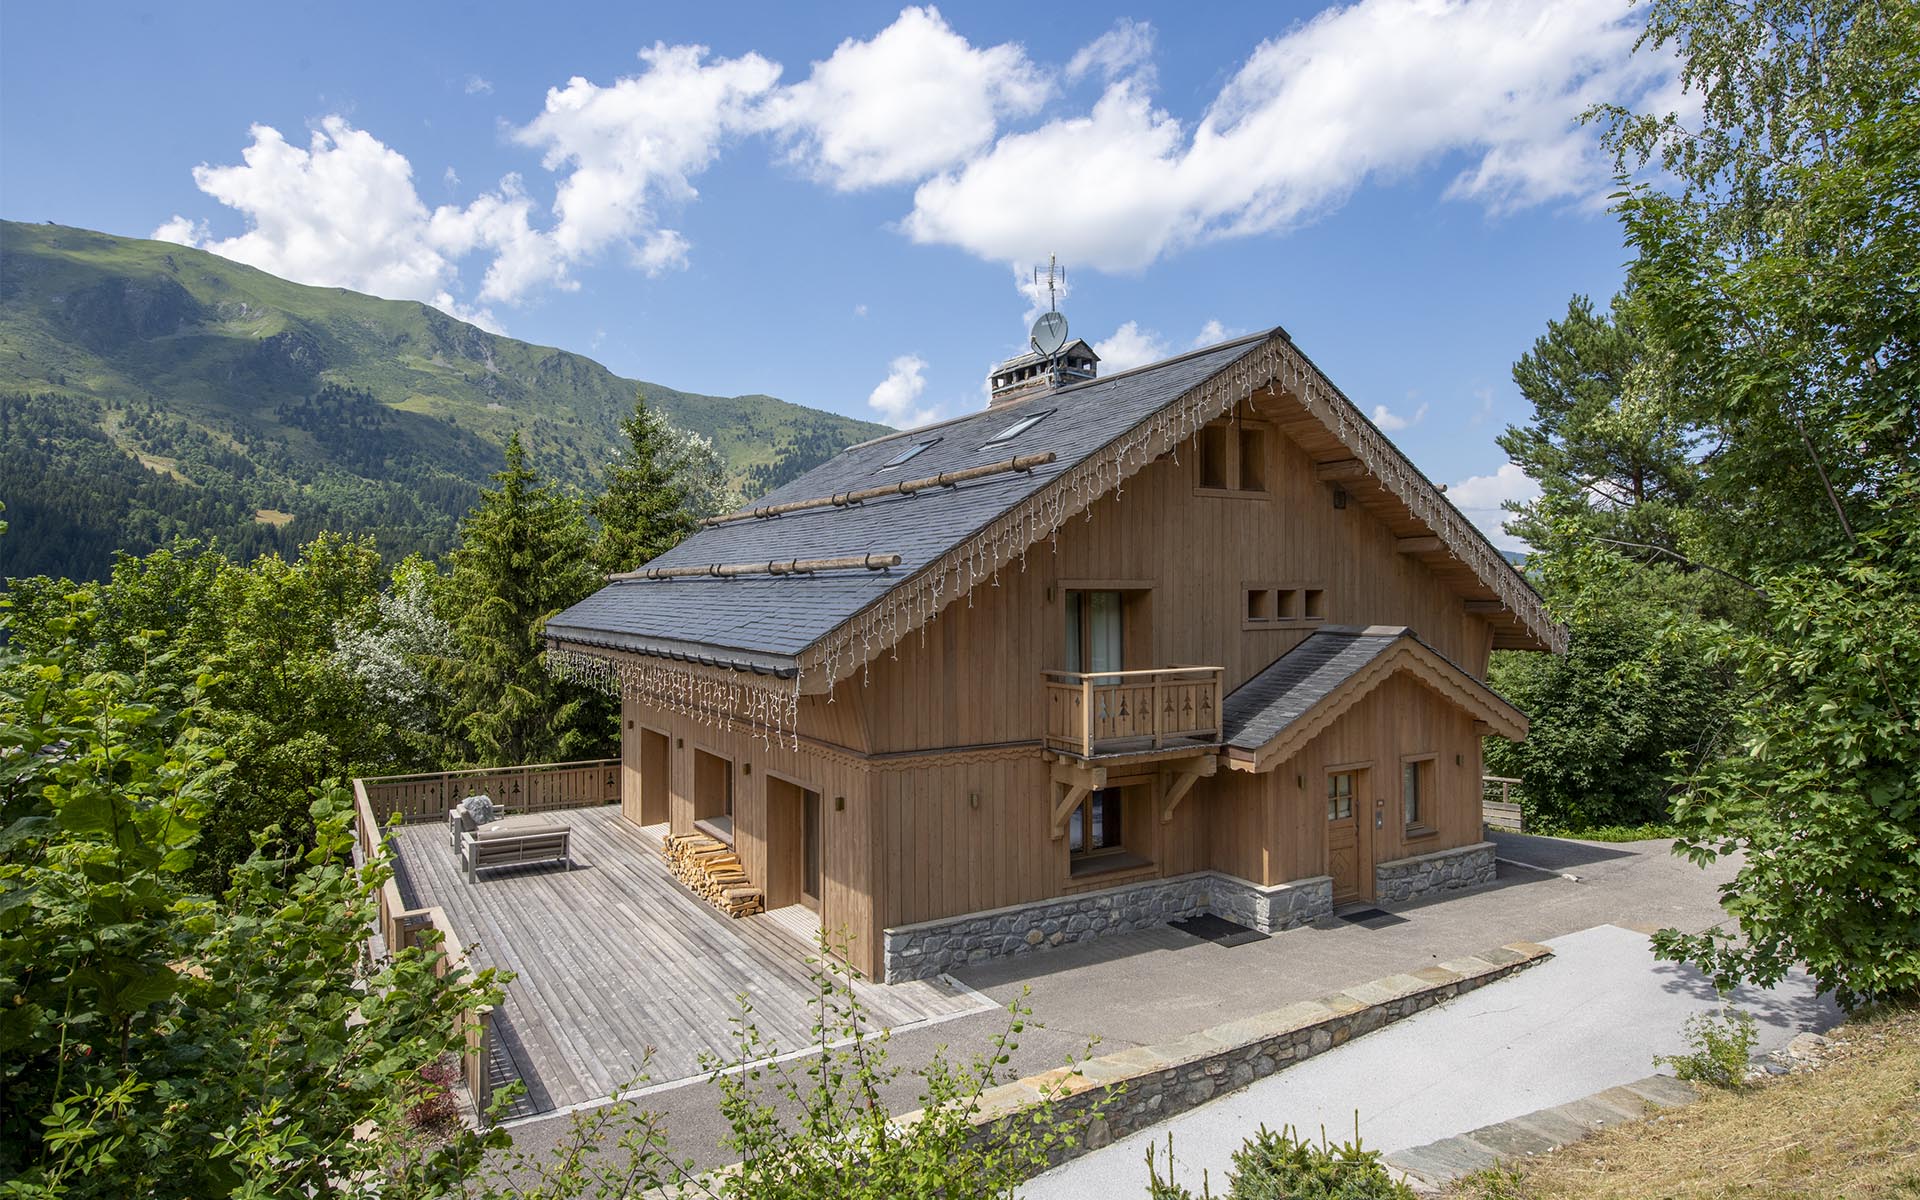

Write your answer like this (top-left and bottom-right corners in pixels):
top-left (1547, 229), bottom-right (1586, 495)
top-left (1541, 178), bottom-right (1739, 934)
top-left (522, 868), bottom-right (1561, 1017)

top-left (1065, 590), bottom-right (1125, 682)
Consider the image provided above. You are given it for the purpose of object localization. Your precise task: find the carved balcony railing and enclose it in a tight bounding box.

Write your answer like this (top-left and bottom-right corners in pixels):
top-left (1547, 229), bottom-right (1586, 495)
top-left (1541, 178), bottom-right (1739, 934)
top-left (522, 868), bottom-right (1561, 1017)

top-left (1043, 666), bottom-right (1224, 759)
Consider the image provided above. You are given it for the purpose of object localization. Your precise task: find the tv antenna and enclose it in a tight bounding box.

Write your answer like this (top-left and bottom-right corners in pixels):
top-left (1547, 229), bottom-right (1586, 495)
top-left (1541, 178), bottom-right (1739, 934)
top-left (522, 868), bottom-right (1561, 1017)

top-left (1029, 254), bottom-right (1069, 361)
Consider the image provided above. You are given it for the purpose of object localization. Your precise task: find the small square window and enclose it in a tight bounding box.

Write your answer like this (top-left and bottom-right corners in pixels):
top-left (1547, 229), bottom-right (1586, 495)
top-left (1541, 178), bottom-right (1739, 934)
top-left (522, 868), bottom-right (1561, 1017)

top-left (1304, 589), bottom-right (1326, 619)
top-left (878, 438), bottom-right (939, 469)
top-left (1247, 588), bottom-right (1273, 622)
top-left (1278, 588), bottom-right (1302, 620)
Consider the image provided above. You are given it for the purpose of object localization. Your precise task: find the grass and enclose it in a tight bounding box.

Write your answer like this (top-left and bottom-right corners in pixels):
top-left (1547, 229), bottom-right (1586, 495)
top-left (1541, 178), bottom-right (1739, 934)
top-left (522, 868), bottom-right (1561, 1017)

top-left (1446, 1003), bottom-right (1920, 1199)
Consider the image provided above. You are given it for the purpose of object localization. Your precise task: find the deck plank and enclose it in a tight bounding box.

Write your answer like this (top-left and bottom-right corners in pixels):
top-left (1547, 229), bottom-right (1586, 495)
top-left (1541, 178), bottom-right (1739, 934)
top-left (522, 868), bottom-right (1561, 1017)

top-left (388, 806), bottom-right (989, 1113)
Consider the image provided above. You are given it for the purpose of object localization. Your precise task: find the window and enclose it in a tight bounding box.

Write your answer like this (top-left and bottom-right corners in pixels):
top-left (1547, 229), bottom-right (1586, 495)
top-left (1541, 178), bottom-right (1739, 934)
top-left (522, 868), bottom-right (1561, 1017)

top-left (1065, 590), bottom-right (1125, 681)
top-left (879, 438), bottom-right (939, 469)
top-left (1196, 418), bottom-right (1269, 494)
top-left (984, 409), bottom-right (1053, 445)
top-left (1199, 424), bottom-right (1231, 489)
top-left (1402, 758), bottom-right (1433, 829)
top-left (1243, 585), bottom-right (1329, 629)
top-left (1328, 772), bottom-right (1355, 821)
top-left (1238, 426), bottom-right (1267, 491)
top-left (1069, 787), bottom-right (1125, 858)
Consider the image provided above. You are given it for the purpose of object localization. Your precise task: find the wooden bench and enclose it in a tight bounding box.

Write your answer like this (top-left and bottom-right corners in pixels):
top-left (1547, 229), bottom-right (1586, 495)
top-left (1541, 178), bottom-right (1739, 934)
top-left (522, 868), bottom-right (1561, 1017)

top-left (461, 824), bottom-right (572, 883)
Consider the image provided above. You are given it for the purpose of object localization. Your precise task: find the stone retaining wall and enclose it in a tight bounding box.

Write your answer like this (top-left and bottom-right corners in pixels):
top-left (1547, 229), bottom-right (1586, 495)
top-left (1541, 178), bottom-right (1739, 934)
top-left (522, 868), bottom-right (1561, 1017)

top-left (882, 870), bottom-right (1335, 983)
top-left (1374, 840), bottom-right (1497, 904)
top-left (948, 940), bottom-right (1554, 1174)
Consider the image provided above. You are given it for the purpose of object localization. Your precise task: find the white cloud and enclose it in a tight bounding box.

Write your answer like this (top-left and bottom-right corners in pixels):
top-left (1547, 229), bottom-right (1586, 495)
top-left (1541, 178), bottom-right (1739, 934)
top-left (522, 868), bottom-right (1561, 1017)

top-left (1370, 399), bottom-right (1429, 431)
top-left (162, 43), bottom-right (779, 320)
top-left (1092, 321), bottom-right (1170, 373)
top-left (1447, 461), bottom-right (1539, 552)
top-left (151, 215), bottom-right (208, 246)
top-left (764, 6), bottom-right (1049, 190)
top-left (867, 354), bottom-right (941, 427)
top-left (1191, 318), bottom-right (1232, 347)
top-left (157, 118), bottom-right (462, 304)
top-left (464, 75), bottom-right (494, 96)
top-left (905, 0), bottom-right (1671, 270)
top-left (853, 303), bottom-right (869, 317)
top-left (1066, 18), bottom-right (1155, 85)
top-left (1092, 317), bottom-right (1235, 372)
top-left (514, 42), bottom-right (780, 275)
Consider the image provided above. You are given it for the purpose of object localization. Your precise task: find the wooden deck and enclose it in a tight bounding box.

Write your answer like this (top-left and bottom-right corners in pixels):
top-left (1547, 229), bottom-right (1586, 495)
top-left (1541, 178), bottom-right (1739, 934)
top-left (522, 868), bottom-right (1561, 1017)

top-left (387, 805), bottom-right (990, 1116)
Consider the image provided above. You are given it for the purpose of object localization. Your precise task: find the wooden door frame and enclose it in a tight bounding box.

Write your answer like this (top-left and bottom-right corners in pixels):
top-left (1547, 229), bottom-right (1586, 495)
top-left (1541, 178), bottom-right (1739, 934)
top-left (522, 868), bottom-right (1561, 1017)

top-left (765, 769), bottom-right (824, 918)
top-left (637, 726), bottom-right (670, 826)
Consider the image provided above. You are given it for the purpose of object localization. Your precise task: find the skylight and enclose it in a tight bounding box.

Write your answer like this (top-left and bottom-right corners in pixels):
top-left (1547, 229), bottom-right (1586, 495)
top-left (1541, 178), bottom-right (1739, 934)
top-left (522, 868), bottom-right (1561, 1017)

top-left (983, 409), bottom-right (1053, 446)
top-left (878, 438), bottom-right (939, 469)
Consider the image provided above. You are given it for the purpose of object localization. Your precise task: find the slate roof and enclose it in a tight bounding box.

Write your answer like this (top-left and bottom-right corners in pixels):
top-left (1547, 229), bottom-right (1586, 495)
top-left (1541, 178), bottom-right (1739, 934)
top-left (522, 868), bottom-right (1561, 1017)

top-left (1220, 625), bottom-right (1518, 753)
top-left (1221, 627), bottom-right (1407, 751)
top-left (547, 333), bottom-right (1272, 673)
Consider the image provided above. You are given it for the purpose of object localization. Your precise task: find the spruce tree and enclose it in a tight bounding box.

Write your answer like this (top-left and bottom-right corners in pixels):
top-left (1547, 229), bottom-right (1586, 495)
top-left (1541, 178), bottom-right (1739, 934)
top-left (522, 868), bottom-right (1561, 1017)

top-left (591, 396), bottom-right (694, 575)
top-left (440, 432), bottom-right (609, 767)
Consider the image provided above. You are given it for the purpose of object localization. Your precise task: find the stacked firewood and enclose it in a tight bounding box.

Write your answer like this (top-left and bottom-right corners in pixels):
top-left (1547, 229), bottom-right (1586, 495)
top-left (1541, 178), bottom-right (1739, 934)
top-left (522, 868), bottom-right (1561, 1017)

top-left (662, 833), bottom-right (764, 918)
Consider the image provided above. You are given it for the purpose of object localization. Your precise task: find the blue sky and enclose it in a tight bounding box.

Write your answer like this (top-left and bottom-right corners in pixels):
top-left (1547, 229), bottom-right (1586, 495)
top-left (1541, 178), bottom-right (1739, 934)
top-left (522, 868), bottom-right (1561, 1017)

top-left (0, 1), bottom-right (1679, 548)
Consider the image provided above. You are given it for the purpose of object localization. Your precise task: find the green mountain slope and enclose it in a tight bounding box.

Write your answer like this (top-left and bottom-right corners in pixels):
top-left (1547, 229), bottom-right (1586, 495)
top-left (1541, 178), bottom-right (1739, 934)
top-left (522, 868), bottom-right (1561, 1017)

top-left (0, 220), bottom-right (888, 579)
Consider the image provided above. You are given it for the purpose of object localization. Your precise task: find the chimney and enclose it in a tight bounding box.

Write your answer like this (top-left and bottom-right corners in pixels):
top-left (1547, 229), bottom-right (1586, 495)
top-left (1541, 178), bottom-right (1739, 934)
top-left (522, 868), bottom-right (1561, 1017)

top-left (987, 340), bottom-right (1099, 407)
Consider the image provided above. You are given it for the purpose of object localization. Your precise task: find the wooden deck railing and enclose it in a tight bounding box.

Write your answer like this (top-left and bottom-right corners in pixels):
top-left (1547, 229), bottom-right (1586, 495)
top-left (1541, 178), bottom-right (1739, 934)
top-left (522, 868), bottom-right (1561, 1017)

top-left (1043, 666), bottom-right (1224, 758)
top-left (354, 781), bottom-right (495, 1117)
top-left (359, 759), bottom-right (620, 824)
top-left (1482, 775), bottom-right (1524, 832)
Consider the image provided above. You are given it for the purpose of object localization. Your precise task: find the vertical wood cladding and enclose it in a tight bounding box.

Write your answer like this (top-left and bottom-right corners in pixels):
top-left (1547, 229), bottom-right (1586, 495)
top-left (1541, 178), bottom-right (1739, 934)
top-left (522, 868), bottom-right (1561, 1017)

top-left (615, 410), bottom-right (1510, 957)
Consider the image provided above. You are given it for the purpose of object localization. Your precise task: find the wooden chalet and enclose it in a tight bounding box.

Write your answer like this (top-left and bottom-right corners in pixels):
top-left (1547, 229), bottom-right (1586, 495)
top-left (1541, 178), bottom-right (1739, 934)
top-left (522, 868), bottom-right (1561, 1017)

top-left (546, 326), bottom-right (1564, 983)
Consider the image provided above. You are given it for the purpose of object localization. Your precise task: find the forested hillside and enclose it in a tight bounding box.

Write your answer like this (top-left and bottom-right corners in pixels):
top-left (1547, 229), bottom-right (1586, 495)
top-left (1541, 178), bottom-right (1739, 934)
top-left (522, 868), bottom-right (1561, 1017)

top-left (0, 221), bottom-right (888, 578)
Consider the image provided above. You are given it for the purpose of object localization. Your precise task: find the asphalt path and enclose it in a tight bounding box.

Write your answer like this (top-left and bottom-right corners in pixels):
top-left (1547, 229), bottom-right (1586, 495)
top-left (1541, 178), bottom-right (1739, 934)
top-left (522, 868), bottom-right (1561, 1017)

top-left (1019, 923), bottom-right (1839, 1197)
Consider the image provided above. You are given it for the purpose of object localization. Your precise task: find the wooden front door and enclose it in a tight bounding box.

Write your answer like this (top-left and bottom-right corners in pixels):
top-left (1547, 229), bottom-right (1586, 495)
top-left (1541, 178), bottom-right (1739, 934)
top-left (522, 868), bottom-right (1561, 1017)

top-left (1327, 769), bottom-right (1371, 903)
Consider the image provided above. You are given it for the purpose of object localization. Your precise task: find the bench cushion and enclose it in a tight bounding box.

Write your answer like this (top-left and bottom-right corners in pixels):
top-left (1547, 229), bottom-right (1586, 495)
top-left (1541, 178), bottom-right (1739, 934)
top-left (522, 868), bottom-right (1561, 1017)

top-left (472, 815), bottom-right (556, 840)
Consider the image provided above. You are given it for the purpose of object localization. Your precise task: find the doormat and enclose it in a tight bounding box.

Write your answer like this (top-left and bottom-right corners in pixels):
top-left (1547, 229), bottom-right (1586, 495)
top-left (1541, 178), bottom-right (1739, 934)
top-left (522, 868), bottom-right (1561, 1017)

top-left (1169, 913), bottom-right (1268, 947)
top-left (1337, 907), bottom-right (1408, 928)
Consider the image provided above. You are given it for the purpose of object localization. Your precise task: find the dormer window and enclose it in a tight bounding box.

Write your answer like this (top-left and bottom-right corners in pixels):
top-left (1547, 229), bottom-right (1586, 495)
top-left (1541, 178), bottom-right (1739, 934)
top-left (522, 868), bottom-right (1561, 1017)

top-left (879, 438), bottom-right (939, 469)
top-left (984, 409), bottom-right (1053, 446)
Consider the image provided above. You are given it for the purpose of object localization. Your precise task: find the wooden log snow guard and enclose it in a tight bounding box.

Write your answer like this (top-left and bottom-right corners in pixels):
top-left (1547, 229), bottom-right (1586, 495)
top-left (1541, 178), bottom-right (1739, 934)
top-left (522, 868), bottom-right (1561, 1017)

top-left (663, 833), bottom-right (764, 917)
top-left (607, 552), bottom-right (902, 583)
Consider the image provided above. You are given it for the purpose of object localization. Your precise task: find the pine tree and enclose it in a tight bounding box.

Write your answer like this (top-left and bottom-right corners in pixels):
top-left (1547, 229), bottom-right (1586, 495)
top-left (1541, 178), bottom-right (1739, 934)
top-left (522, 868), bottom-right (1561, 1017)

top-left (591, 396), bottom-right (694, 575)
top-left (440, 432), bottom-right (610, 767)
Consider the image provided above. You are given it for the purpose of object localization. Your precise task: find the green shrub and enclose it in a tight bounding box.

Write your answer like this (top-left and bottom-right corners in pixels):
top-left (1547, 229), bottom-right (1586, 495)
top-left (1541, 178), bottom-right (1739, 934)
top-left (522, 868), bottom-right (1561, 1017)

top-left (1655, 1009), bottom-right (1758, 1088)
top-left (1145, 1120), bottom-right (1415, 1199)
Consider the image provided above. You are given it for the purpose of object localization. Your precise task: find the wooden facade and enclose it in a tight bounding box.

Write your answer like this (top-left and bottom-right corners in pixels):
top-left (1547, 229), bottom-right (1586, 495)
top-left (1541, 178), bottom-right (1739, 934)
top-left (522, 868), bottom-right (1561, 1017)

top-left (606, 392), bottom-right (1538, 980)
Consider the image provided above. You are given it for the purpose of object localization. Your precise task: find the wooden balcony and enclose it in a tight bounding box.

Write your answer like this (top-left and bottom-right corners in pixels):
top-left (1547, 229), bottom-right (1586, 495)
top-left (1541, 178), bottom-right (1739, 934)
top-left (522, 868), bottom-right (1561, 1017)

top-left (1043, 666), bottom-right (1224, 759)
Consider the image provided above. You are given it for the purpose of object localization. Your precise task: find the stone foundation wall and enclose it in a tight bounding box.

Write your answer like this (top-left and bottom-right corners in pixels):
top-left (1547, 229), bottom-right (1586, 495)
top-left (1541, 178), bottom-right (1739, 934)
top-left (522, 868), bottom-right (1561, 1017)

top-left (1373, 840), bottom-right (1497, 904)
top-left (881, 870), bottom-right (1335, 983)
top-left (1208, 874), bottom-right (1333, 934)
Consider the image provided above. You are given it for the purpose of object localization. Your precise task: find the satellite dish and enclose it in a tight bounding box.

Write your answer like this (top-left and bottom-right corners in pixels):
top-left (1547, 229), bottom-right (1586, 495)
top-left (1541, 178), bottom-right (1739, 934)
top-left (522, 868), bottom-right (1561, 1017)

top-left (1030, 310), bottom-right (1069, 357)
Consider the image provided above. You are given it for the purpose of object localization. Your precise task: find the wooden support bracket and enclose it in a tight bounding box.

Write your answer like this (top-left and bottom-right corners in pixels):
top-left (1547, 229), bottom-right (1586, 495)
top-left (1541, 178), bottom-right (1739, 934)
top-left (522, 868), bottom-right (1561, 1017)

top-left (1463, 599), bottom-right (1505, 614)
top-left (1314, 458), bottom-right (1368, 482)
top-left (1396, 535), bottom-right (1445, 555)
top-left (1048, 762), bottom-right (1106, 840)
top-left (1158, 755), bottom-right (1218, 823)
